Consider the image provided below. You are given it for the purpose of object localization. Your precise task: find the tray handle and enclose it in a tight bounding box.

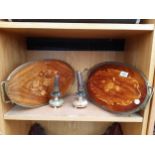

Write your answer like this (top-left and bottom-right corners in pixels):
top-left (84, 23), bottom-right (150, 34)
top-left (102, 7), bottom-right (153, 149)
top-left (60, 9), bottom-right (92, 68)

top-left (139, 85), bottom-right (154, 112)
top-left (148, 85), bottom-right (154, 102)
top-left (0, 81), bottom-right (11, 104)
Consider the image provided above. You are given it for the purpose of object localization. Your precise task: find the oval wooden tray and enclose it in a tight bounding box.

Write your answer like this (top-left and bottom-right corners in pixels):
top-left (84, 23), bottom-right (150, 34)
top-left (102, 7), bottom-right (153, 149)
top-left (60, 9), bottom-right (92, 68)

top-left (86, 62), bottom-right (151, 114)
top-left (5, 60), bottom-right (75, 108)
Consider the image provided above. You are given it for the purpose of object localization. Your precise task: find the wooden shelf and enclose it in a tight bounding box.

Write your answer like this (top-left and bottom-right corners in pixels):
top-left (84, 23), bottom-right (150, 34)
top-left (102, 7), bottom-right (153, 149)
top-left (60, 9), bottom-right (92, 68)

top-left (0, 20), bottom-right (154, 134)
top-left (4, 95), bottom-right (143, 122)
top-left (0, 21), bottom-right (154, 38)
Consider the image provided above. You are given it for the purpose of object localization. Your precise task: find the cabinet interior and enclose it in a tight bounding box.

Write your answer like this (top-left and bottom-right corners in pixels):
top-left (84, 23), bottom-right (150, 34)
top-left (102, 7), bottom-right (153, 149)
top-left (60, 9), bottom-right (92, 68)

top-left (0, 24), bottom-right (154, 135)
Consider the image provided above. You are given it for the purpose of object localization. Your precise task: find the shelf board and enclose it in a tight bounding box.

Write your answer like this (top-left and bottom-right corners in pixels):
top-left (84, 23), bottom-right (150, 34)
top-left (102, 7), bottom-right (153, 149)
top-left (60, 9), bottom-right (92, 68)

top-left (4, 95), bottom-right (143, 122)
top-left (0, 22), bottom-right (154, 38)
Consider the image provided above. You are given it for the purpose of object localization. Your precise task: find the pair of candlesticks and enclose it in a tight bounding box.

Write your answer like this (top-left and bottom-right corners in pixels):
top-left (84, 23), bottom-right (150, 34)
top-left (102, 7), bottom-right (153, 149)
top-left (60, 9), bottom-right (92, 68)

top-left (49, 71), bottom-right (88, 108)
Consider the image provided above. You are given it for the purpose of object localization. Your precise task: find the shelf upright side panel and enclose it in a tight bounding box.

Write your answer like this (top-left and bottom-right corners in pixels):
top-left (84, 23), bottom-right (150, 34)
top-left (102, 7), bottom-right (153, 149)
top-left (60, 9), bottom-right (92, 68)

top-left (125, 31), bottom-right (155, 134)
top-left (147, 72), bottom-right (155, 134)
top-left (0, 31), bottom-right (30, 134)
top-left (147, 30), bottom-right (155, 135)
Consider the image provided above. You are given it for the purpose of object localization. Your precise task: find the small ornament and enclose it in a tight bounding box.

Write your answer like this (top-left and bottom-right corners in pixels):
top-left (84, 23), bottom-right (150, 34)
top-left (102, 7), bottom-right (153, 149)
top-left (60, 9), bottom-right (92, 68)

top-left (49, 74), bottom-right (64, 108)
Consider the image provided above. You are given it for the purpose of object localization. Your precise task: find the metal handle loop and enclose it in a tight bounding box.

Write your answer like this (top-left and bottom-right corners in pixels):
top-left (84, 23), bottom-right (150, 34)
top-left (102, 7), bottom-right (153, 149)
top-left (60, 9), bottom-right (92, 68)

top-left (0, 81), bottom-right (10, 104)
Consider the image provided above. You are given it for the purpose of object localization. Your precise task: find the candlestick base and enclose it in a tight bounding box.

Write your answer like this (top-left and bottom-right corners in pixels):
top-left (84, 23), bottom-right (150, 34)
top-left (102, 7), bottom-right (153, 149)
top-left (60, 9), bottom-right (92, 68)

top-left (73, 96), bottom-right (88, 108)
top-left (49, 97), bottom-right (64, 108)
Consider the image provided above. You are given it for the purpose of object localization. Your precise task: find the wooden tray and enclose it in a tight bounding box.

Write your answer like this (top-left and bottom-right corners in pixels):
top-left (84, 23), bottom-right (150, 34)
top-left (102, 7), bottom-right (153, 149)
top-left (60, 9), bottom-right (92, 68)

top-left (2, 60), bottom-right (75, 108)
top-left (86, 62), bottom-right (153, 114)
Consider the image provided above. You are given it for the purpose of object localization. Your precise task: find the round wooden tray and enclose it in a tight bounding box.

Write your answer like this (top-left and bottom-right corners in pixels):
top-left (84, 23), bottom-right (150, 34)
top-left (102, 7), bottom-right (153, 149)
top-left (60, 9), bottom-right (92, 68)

top-left (4, 60), bottom-right (75, 108)
top-left (86, 62), bottom-right (153, 114)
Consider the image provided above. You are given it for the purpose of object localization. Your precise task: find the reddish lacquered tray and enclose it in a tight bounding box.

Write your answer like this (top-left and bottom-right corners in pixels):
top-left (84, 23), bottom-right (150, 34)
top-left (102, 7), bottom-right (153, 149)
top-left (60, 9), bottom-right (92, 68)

top-left (86, 62), bottom-right (153, 114)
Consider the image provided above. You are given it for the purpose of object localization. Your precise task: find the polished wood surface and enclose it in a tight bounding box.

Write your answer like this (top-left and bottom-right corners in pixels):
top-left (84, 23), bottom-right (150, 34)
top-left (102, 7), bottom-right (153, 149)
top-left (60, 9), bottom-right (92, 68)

top-left (147, 72), bottom-right (155, 134)
top-left (0, 22), bottom-right (153, 30)
top-left (142, 19), bottom-right (155, 135)
top-left (0, 22), bottom-right (154, 38)
top-left (125, 32), bottom-right (155, 134)
top-left (0, 32), bottom-right (27, 134)
top-left (6, 60), bottom-right (74, 107)
top-left (4, 95), bottom-right (143, 122)
top-left (87, 63), bottom-right (147, 113)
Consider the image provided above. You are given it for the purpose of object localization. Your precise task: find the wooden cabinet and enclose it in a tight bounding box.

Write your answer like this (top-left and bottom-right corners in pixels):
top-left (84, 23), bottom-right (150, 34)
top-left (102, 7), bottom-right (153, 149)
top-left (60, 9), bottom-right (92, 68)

top-left (147, 74), bottom-right (155, 134)
top-left (142, 19), bottom-right (155, 135)
top-left (0, 21), bottom-right (155, 135)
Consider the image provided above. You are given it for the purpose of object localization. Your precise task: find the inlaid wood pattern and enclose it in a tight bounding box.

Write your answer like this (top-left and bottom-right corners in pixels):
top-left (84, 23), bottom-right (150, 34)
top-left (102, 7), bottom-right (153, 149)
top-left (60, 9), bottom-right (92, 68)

top-left (87, 63), bottom-right (147, 113)
top-left (6, 60), bottom-right (74, 107)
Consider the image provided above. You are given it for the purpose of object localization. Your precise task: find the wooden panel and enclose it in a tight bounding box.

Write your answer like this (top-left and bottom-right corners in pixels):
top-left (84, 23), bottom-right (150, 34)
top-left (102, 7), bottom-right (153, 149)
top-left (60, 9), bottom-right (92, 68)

top-left (125, 32), bottom-right (155, 134)
top-left (147, 73), bottom-right (155, 134)
top-left (121, 122), bottom-right (142, 135)
top-left (0, 22), bottom-right (153, 30)
top-left (37, 121), bottom-right (112, 135)
top-left (27, 50), bottom-right (124, 70)
top-left (4, 120), bottom-right (32, 135)
top-left (0, 99), bottom-right (3, 133)
top-left (146, 27), bottom-right (155, 135)
top-left (0, 31), bottom-right (27, 134)
top-left (125, 33), bottom-right (154, 79)
top-left (143, 19), bottom-right (155, 24)
top-left (147, 32), bottom-right (155, 134)
top-left (0, 32), bottom-right (26, 112)
top-left (27, 121), bottom-right (143, 135)
top-left (4, 95), bottom-right (143, 122)
top-left (142, 19), bottom-right (155, 135)
top-left (0, 22), bottom-right (154, 38)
